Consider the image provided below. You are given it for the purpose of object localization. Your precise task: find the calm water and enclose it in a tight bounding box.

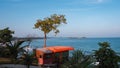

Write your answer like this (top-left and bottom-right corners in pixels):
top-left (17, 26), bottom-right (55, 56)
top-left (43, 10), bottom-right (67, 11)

top-left (24, 37), bottom-right (120, 53)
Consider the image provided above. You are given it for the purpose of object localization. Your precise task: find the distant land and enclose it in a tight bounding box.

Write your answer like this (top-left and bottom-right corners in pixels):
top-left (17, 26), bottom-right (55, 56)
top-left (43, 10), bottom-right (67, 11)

top-left (12, 37), bottom-right (44, 40)
top-left (12, 37), bottom-right (87, 40)
top-left (67, 37), bottom-right (87, 39)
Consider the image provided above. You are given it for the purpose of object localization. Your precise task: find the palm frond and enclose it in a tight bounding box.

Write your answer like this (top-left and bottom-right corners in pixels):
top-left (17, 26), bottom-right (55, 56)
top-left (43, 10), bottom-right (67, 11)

top-left (61, 50), bottom-right (93, 68)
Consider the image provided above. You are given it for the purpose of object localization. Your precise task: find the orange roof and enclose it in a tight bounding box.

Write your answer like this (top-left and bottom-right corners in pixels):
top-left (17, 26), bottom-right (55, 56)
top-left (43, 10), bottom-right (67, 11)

top-left (36, 48), bottom-right (52, 54)
top-left (46, 46), bottom-right (74, 53)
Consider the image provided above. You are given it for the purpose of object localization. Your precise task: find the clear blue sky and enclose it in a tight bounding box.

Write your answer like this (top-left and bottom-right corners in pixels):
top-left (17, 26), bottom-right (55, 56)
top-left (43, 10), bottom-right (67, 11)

top-left (0, 0), bottom-right (120, 37)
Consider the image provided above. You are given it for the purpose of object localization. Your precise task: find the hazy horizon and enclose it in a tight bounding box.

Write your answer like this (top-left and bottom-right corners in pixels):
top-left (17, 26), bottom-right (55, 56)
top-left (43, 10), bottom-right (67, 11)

top-left (0, 0), bottom-right (120, 37)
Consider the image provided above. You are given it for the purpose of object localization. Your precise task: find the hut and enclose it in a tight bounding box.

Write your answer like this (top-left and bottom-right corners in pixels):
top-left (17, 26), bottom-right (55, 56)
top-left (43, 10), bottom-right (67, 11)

top-left (35, 46), bottom-right (74, 67)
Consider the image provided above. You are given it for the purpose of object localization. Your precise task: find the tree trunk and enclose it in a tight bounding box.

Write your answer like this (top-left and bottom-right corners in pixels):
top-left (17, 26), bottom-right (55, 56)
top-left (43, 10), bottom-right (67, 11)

top-left (27, 65), bottom-right (30, 68)
top-left (44, 33), bottom-right (47, 47)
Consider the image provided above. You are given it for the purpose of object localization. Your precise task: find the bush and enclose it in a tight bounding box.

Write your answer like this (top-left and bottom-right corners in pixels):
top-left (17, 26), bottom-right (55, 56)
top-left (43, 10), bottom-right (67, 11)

top-left (94, 42), bottom-right (119, 68)
top-left (61, 50), bottom-right (93, 68)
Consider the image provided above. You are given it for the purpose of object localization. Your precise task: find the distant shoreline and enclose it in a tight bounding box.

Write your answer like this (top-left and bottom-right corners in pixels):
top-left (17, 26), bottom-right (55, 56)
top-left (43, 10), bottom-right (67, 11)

top-left (12, 37), bottom-right (120, 40)
top-left (12, 37), bottom-right (44, 40)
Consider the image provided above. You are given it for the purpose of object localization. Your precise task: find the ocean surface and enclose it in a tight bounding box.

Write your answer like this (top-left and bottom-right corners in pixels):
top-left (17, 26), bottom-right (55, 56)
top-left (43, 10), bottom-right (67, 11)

top-left (23, 37), bottom-right (120, 53)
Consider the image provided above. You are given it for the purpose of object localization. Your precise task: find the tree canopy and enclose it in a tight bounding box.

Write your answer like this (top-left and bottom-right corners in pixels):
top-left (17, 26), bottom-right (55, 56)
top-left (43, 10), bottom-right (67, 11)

top-left (0, 27), bottom-right (14, 43)
top-left (34, 14), bottom-right (66, 34)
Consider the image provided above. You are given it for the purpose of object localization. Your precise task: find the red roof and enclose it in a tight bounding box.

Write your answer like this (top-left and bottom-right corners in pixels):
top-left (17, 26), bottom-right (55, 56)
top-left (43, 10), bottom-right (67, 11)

top-left (46, 46), bottom-right (74, 53)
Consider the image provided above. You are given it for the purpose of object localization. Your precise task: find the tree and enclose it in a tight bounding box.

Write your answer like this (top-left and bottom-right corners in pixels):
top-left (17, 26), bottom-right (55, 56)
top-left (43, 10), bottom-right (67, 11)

top-left (94, 42), bottom-right (119, 68)
top-left (0, 27), bottom-right (14, 58)
top-left (0, 27), bottom-right (14, 44)
top-left (61, 50), bottom-right (92, 68)
top-left (6, 40), bottom-right (26, 63)
top-left (22, 52), bottom-right (35, 68)
top-left (21, 38), bottom-right (36, 68)
top-left (34, 14), bottom-right (66, 47)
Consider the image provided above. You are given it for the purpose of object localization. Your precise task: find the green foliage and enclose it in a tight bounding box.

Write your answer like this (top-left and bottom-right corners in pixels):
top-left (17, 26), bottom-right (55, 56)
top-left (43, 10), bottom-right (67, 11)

top-left (20, 38), bottom-right (37, 68)
top-left (0, 27), bottom-right (14, 43)
top-left (94, 42), bottom-right (119, 68)
top-left (6, 40), bottom-right (26, 63)
top-left (22, 52), bottom-right (36, 68)
top-left (34, 14), bottom-right (66, 47)
top-left (0, 46), bottom-right (10, 58)
top-left (61, 50), bottom-right (92, 68)
top-left (34, 14), bottom-right (66, 34)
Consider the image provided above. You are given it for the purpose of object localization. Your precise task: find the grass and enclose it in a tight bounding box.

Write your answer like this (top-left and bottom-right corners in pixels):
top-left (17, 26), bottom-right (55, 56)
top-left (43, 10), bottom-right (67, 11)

top-left (0, 57), bottom-right (11, 64)
top-left (0, 57), bottom-right (38, 66)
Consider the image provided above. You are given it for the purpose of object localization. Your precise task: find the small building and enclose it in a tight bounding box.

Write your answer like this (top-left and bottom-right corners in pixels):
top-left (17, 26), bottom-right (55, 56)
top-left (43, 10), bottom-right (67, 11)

top-left (35, 46), bottom-right (74, 67)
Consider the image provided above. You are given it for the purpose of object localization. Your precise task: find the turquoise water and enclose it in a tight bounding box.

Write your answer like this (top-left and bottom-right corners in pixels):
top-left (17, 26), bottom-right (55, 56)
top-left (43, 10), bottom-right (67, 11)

top-left (25, 37), bottom-right (120, 53)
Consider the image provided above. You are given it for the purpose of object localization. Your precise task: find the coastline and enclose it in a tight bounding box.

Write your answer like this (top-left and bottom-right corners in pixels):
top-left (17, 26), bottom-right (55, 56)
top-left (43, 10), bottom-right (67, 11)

top-left (12, 37), bottom-right (44, 40)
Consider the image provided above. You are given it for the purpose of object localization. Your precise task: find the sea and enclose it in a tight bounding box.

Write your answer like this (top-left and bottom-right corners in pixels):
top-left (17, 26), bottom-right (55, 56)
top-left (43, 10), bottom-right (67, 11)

top-left (23, 37), bottom-right (120, 54)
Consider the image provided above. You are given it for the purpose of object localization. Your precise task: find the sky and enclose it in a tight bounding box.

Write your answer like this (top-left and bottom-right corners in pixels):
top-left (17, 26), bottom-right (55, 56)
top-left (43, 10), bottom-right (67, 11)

top-left (0, 0), bottom-right (120, 37)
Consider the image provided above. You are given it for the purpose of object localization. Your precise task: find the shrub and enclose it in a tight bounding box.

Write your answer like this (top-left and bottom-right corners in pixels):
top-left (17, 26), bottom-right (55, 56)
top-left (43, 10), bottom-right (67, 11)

top-left (94, 42), bottom-right (119, 68)
top-left (61, 50), bottom-right (92, 68)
